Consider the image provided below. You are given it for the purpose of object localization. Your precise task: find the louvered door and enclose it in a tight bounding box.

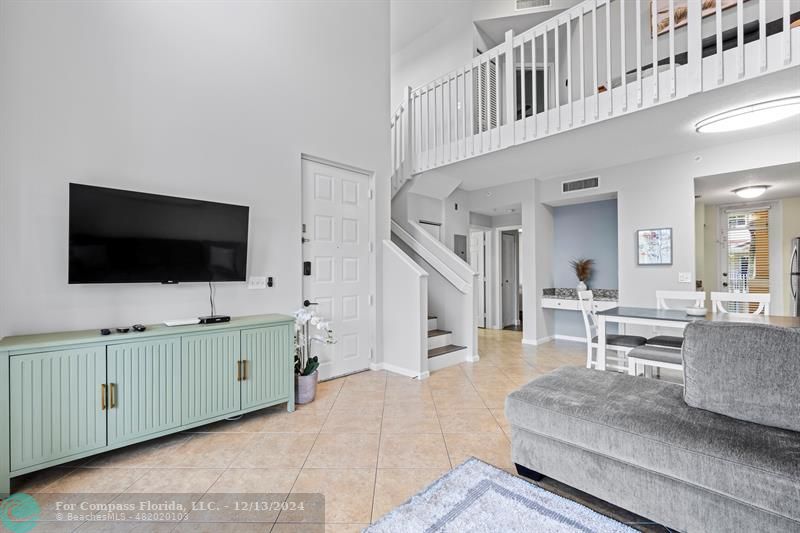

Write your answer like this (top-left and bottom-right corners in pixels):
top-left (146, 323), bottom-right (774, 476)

top-left (107, 339), bottom-right (181, 445)
top-left (241, 325), bottom-right (292, 410)
top-left (9, 348), bottom-right (107, 471)
top-left (181, 331), bottom-right (240, 425)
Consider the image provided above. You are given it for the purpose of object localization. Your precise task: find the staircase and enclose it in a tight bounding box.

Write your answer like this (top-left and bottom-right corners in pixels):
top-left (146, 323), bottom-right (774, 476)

top-left (427, 314), bottom-right (466, 369)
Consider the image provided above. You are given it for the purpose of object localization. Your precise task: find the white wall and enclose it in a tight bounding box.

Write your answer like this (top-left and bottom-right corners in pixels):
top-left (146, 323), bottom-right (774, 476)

top-left (0, 1), bottom-right (390, 337)
top-left (537, 132), bottom-right (799, 314)
top-left (390, 1), bottom-right (474, 107)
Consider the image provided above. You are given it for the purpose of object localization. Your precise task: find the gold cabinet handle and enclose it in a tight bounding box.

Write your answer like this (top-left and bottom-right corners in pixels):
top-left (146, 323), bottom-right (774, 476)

top-left (101, 384), bottom-right (107, 410)
top-left (237, 360), bottom-right (242, 381)
top-left (243, 360), bottom-right (249, 381)
top-left (110, 383), bottom-right (117, 408)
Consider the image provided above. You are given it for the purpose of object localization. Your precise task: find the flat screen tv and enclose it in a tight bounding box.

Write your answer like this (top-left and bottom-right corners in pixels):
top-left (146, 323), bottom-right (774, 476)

top-left (69, 184), bottom-right (249, 284)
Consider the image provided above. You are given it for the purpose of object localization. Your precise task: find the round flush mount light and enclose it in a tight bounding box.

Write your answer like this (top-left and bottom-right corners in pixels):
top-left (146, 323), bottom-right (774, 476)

top-left (733, 185), bottom-right (770, 199)
top-left (695, 96), bottom-right (800, 133)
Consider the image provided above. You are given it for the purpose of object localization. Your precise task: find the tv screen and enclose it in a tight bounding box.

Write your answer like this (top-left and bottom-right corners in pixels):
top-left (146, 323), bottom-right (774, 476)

top-left (69, 184), bottom-right (249, 284)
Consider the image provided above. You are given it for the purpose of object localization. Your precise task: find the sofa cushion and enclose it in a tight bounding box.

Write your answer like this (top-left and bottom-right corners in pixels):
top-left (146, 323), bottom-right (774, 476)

top-left (682, 321), bottom-right (800, 432)
top-left (505, 367), bottom-right (800, 522)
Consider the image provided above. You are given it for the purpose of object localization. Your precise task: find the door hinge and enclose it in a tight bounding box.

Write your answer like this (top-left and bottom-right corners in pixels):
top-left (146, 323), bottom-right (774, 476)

top-left (370, 347), bottom-right (375, 361)
top-left (302, 223), bottom-right (306, 233)
top-left (369, 242), bottom-right (374, 253)
top-left (368, 189), bottom-right (374, 199)
top-left (369, 294), bottom-right (374, 306)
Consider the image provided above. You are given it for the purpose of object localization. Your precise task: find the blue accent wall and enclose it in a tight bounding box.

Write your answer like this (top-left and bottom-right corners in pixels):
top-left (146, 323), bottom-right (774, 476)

top-left (551, 199), bottom-right (618, 338)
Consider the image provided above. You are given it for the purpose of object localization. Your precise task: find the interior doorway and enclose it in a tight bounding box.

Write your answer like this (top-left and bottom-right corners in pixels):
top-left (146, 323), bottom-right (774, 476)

top-left (500, 228), bottom-right (522, 330)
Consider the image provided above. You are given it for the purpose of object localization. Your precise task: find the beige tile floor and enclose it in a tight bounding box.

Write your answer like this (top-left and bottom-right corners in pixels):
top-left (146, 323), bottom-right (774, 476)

top-left (13, 329), bottom-right (669, 532)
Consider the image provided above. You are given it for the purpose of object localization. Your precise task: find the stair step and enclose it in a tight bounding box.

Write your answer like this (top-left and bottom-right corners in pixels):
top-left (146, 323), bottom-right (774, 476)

top-left (428, 315), bottom-right (437, 320)
top-left (427, 329), bottom-right (451, 338)
top-left (428, 344), bottom-right (466, 359)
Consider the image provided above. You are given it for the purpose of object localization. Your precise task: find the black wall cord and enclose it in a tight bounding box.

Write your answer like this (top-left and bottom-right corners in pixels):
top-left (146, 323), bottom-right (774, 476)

top-left (208, 280), bottom-right (216, 317)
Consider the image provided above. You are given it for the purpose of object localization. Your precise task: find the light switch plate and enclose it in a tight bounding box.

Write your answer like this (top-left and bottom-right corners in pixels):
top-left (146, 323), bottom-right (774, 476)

top-left (678, 272), bottom-right (692, 283)
top-left (248, 276), bottom-right (267, 289)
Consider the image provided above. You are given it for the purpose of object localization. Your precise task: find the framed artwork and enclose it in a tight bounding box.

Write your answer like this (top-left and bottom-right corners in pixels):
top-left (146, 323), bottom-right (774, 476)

top-left (651, 0), bottom-right (747, 36)
top-left (637, 228), bottom-right (673, 265)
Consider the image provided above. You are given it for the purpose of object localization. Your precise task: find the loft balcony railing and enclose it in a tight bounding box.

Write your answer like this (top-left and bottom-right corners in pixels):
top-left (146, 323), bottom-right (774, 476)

top-left (390, 0), bottom-right (800, 193)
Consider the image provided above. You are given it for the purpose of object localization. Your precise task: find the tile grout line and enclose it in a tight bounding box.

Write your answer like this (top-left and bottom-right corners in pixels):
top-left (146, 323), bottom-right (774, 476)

top-left (369, 372), bottom-right (388, 525)
top-left (278, 378), bottom-right (343, 527)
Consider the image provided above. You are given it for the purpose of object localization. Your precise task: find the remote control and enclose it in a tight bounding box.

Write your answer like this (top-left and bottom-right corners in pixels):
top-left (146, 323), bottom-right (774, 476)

top-left (116, 327), bottom-right (130, 334)
top-left (100, 328), bottom-right (111, 336)
top-left (132, 324), bottom-right (146, 332)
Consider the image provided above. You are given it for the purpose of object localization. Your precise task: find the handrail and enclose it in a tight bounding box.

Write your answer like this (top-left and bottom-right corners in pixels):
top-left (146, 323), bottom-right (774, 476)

top-left (391, 220), bottom-right (473, 294)
top-left (391, 0), bottom-right (798, 178)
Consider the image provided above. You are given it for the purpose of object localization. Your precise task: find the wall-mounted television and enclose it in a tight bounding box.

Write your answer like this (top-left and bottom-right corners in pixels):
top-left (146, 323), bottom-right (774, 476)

top-left (69, 184), bottom-right (249, 284)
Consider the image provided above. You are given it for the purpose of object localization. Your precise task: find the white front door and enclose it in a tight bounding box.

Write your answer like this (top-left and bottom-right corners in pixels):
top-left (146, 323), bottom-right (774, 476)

top-left (302, 158), bottom-right (372, 380)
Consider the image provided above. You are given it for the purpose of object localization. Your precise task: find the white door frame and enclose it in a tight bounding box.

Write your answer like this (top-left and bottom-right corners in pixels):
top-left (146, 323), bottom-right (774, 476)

top-left (471, 224), bottom-right (494, 328)
top-left (300, 153), bottom-right (377, 378)
top-left (715, 201), bottom-right (783, 315)
top-left (493, 224), bottom-right (523, 329)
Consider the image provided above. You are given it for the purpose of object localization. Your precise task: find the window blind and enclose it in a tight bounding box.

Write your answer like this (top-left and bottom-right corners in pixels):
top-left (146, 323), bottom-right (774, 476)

top-left (724, 207), bottom-right (769, 313)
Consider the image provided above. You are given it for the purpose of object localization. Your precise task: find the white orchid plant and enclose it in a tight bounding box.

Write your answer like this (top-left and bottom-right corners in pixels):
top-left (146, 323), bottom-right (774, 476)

top-left (294, 308), bottom-right (336, 376)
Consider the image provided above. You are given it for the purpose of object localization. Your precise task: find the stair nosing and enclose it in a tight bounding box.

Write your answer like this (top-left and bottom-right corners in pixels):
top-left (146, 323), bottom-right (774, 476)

top-left (428, 344), bottom-right (466, 358)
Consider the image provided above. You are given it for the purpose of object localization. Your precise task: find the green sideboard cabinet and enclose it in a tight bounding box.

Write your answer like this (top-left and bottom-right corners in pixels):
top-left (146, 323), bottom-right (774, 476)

top-left (0, 314), bottom-right (294, 495)
top-left (107, 338), bottom-right (181, 446)
top-left (181, 331), bottom-right (241, 425)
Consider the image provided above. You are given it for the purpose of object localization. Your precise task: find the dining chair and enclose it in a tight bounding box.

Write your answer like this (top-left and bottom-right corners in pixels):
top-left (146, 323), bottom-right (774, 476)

top-left (710, 292), bottom-right (771, 316)
top-left (646, 290), bottom-right (706, 350)
top-left (577, 290), bottom-right (647, 371)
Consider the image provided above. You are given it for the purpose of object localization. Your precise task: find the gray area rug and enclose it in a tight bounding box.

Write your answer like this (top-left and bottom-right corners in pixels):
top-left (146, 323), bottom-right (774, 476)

top-left (365, 458), bottom-right (637, 533)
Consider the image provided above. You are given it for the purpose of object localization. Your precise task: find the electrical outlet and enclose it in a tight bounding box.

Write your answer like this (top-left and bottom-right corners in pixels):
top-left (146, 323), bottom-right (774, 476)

top-left (247, 276), bottom-right (267, 290)
top-left (678, 272), bottom-right (692, 283)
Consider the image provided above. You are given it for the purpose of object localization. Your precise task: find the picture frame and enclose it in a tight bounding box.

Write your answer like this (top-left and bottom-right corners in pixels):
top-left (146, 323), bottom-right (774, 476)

top-left (637, 228), bottom-right (673, 265)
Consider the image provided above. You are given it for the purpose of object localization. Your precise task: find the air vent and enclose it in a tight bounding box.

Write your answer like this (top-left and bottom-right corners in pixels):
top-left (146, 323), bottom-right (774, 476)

top-left (562, 177), bottom-right (600, 193)
top-left (516, 0), bottom-right (551, 10)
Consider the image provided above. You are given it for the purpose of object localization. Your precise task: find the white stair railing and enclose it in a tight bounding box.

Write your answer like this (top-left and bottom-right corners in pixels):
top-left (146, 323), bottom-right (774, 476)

top-left (390, 0), bottom-right (799, 178)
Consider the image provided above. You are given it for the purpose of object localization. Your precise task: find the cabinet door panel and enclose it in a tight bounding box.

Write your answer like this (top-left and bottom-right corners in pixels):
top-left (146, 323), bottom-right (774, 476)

top-left (10, 348), bottom-right (106, 471)
top-left (241, 325), bottom-right (292, 409)
top-left (107, 339), bottom-right (181, 445)
top-left (181, 332), bottom-right (240, 425)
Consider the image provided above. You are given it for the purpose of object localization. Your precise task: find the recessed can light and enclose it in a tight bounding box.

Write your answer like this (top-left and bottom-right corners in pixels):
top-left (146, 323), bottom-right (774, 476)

top-left (733, 185), bottom-right (770, 199)
top-left (695, 96), bottom-right (800, 133)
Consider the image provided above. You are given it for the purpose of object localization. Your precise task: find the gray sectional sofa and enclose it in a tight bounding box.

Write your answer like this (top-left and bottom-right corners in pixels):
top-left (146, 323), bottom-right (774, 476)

top-left (505, 321), bottom-right (800, 532)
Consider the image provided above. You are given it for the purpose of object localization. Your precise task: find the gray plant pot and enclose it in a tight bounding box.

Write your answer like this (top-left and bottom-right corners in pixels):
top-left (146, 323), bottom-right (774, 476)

top-left (295, 370), bottom-right (318, 405)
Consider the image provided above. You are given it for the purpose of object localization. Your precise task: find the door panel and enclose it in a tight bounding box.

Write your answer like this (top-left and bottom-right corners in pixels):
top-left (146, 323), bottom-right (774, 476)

top-left (107, 339), bottom-right (181, 445)
top-left (10, 348), bottom-right (106, 470)
top-left (501, 232), bottom-right (519, 327)
top-left (302, 159), bottom-right (372, 380)
top-left (241, 325), bottom-right (292, 409)
top-left (181, 331), bottom-right (240, 425)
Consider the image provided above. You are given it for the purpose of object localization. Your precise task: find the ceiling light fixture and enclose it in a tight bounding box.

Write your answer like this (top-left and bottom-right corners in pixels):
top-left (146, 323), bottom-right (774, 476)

top-left (695, 96), bottom-right (800, 133)
top-left (733, 185), bottom-right (770, 199)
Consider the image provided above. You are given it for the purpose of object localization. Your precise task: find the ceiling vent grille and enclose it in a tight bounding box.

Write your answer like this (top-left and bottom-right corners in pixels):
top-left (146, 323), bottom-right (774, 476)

top-left (562, 177), bottom-right (600, 193)
top-left (516, 0), bottom-right (551, 10)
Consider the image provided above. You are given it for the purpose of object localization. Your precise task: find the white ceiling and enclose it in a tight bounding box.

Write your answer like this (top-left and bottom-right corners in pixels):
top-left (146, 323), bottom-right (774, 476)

top-left (421, 67), bottom-right (800, 191)
top-left (695, 162), bottom-right (800, 205)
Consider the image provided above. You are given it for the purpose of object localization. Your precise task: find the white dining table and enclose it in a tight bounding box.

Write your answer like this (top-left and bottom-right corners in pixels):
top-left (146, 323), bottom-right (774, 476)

top-left (595, 307), bottom-right (800, 371)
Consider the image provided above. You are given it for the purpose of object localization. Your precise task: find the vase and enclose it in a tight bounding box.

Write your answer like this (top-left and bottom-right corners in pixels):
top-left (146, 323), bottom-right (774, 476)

top-left (295, 370), bottom-right (319, 404)
top-left (576, 281), bottom-right (587, 291)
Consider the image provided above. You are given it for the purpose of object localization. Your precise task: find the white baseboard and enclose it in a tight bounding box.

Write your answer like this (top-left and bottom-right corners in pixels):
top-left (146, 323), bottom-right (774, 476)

top-left (554, 334), bottom-right (587, 343)
top-left (521, 336), bottom-right (553, 346)
top-left (370, 361), bottom-right (426, 379)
